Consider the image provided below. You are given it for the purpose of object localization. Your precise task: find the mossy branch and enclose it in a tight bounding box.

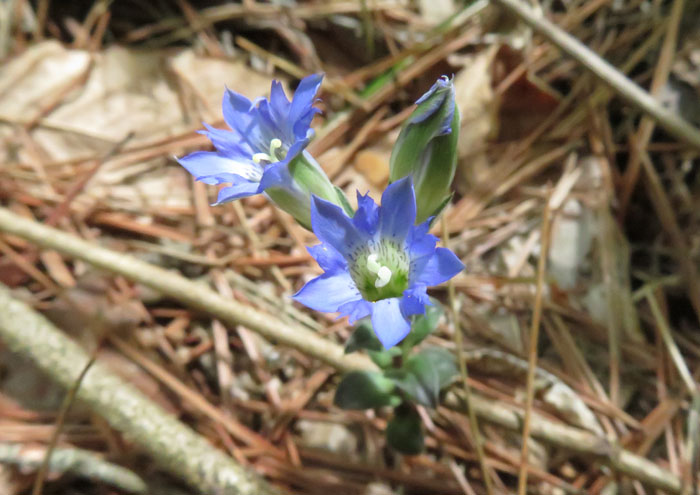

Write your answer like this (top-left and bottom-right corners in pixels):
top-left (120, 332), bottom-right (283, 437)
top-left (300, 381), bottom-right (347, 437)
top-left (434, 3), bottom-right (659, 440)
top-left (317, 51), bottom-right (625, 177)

top-left (0, 283), bottom-right (280, 495)
top-left (0, 443), bottom-right (147, 494)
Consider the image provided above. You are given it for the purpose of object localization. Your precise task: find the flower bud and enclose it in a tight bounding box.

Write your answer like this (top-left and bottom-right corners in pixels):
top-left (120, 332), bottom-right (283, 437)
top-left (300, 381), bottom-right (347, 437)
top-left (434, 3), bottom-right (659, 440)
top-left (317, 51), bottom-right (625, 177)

top-left (389, 76), bottom-right (460, 224)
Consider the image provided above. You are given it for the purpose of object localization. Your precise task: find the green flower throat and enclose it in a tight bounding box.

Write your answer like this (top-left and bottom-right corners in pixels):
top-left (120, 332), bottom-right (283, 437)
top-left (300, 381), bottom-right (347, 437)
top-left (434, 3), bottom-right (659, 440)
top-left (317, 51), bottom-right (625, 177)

top-left (349, 241), bottom-right (410, 302)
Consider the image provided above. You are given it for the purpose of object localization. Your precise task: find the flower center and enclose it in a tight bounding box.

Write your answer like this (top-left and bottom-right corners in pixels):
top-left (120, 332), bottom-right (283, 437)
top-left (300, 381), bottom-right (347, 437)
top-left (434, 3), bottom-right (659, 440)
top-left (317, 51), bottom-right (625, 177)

top-left (349, 241), bottom-right (409, 302)
top-left (252, 138), bottom-right (283, 164)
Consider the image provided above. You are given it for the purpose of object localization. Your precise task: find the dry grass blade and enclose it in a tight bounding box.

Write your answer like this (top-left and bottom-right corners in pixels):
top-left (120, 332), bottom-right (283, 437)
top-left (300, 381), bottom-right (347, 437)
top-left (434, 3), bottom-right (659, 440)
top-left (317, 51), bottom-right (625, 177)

top-left (517, 193), bottom-right (553, 495)
top-left (491, 0), bottom-right (700, 149)
top-left (31, 355), bottom-right (96, 495)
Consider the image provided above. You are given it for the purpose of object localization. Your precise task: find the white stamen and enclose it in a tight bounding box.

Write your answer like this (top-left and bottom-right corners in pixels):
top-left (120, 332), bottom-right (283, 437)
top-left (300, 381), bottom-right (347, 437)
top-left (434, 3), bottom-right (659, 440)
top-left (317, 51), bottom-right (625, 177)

top-left (252, 152), bottom-right (271, 164)
top-left (367, 253), bottom-right (381, 274)
top-left (375, 266), bottom-right (392, 288)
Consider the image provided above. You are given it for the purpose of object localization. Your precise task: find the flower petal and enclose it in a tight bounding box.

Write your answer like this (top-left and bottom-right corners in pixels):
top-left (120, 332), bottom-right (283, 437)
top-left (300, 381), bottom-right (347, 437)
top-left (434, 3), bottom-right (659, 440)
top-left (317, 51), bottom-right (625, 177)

top-left (214, 181), bottom-right (261, 204)
top-left (289, 73), bottom-right (323, 136)
top-left (415, 247), bottom-right (464, 286)
top-left (310, 196), bottom-right (366, 258)
top-left (308, 244), bottom-right (346, 272)
top-left (400, 285), bottom-right (429, 317)
top-left (177, 151), bottom-right (262, 184)
top-left (371, 298), bottom-right (411, 349)
top-left (269, 80), bottom-right (291, 124)
top-left (353, 191), bottom-right (379, 235)
top-left (222, 88), bottom-right (269, 151)
top-left (408, 220), bottom-right (438, 259)
top-left (293, 270), bottom-right (362, 314)
top-left (379, 177), bottom-right (416, 243)
top-left (338, 299), bottom-right (372, 323)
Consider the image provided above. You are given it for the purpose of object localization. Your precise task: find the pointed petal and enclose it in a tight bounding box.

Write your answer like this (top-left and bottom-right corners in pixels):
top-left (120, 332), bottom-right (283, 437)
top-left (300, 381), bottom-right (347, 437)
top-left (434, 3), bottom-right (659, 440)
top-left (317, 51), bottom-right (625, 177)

top-left (308, 244), bottom-right (346, 272)
top-left (201, 123), bottom-right (254, 156)
top-left (408, 220), bottom-right (438, 259)
top-left (222, 88), bottom-right (253, 131)
top-left (284, 138), bottom-right (310, 165)
top-left (371, 298), bottom-right (411, 349)
top-left (269, 80), bottom-right (291, 123)
top-left (379, 177), bottom-right (416, 243)
top-left (353, 191), bottom-right (379, 235)
top-left (310, 196), bottom-right (366, 258)
top-left (258, 161), bottom-right (294, 191)
top-left (415, 247), bottom-right (464, 286)
top-left (338, 299), bottom-right (372, 323)
top-left (177, 151), bottom-right (262, 184)
top-left (289, 73), bottom-right (323, 128)
top-left (214, 181), bottom-right (261, 204)
top-left (400, 285), bottom-right (429, 317)
top-left (293, 271), bottom-right (362, 313)
top-left (222, 88), bottom-right (269, 151)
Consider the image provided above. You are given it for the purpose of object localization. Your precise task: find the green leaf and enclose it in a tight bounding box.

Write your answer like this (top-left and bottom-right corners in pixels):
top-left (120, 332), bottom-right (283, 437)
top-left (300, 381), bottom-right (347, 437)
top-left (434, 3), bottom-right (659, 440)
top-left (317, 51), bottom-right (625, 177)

top-left (411, 347), bottom-right (459, 390)
top-left (368, 347), bottom-right (402, 369)
top-left (345, 322), bottom-right (383, 354)
top-left (385, 368), bottom-right (436, 408)
top-left (386, 347), bottom-right (457, 408)
top-left (334, 371), bottom-right (401, 410)
top-left (401, 301), bottom-right (444, 350)
top-left (386, 404), bottom-right (424, 455)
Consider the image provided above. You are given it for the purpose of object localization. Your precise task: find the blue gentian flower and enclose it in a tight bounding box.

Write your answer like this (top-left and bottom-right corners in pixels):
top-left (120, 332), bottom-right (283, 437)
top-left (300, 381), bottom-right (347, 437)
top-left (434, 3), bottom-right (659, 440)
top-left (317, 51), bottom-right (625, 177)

top-left (177, 73), bottom-right (325, 206)
top-left (294, 177), bottom-right (464, 349)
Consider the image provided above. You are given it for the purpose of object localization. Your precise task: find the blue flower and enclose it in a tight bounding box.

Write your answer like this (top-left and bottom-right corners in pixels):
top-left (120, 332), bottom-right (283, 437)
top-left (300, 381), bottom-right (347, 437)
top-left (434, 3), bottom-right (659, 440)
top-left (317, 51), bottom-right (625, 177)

top-left (177, 73), bottom-right (324, 205)
top-left (293, 177), bottom-right (464, 349)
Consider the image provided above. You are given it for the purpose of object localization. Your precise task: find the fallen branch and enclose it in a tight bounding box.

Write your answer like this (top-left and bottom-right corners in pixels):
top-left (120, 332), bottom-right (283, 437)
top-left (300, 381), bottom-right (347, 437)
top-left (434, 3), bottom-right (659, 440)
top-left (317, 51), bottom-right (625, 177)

top-left (0, 443), bottom-right (146, 494)
top-left (0, 206), bottom-right (686, 493)
top-left (0, 283), bottom-right (280, 495)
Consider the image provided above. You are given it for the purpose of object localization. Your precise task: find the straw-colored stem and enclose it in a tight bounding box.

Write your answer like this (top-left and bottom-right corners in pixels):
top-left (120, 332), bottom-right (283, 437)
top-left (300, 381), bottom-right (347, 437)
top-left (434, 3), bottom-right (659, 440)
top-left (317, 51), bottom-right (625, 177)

top-left (442, 218), bottom-right (494, 495)
top-left (517, 197), bottom-right (552, 495)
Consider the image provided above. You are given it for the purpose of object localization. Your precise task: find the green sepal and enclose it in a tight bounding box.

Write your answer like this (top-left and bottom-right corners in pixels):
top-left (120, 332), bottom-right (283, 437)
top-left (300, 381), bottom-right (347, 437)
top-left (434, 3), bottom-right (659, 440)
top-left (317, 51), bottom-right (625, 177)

top-left (335, 185), bottom-right (354, 216)
top-left (268, 153), bottom-right (340, 229)
top-left (334, 371), bottom-right (401, 410)
top-left (386, 403), bottom-right (424, 455)
top-left (427, 192), bottom-right (454, 228)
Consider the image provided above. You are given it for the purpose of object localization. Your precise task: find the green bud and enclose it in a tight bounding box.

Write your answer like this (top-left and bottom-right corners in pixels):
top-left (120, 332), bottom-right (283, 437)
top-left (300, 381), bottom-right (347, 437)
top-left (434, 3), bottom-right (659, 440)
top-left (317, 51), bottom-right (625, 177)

top-left (389, 76), bottom-right (460, 224)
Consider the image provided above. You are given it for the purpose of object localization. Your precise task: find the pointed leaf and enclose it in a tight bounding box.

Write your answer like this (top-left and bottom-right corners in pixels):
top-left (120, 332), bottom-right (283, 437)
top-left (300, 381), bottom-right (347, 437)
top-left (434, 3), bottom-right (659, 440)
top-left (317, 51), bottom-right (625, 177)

top-left (334, 371), bottom-right (401, 410)
top-left (345, 322), bottom-right (383, 354)
top-left (410, 347), bottom-right (458, 390)
top-left (386, 404), bottom-right (424, 455)
top-left (368, 347), bottom-right (402, 369)
top-left (386, 347), bottom-right (457, 408)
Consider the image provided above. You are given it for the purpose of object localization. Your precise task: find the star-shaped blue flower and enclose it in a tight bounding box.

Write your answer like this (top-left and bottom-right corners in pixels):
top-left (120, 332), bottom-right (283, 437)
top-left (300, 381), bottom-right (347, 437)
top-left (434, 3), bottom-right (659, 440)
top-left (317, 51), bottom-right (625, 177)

top-left (177, 73), bottom-right (323, 204)
top-left (294, 177), bottom-right (465, 349)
